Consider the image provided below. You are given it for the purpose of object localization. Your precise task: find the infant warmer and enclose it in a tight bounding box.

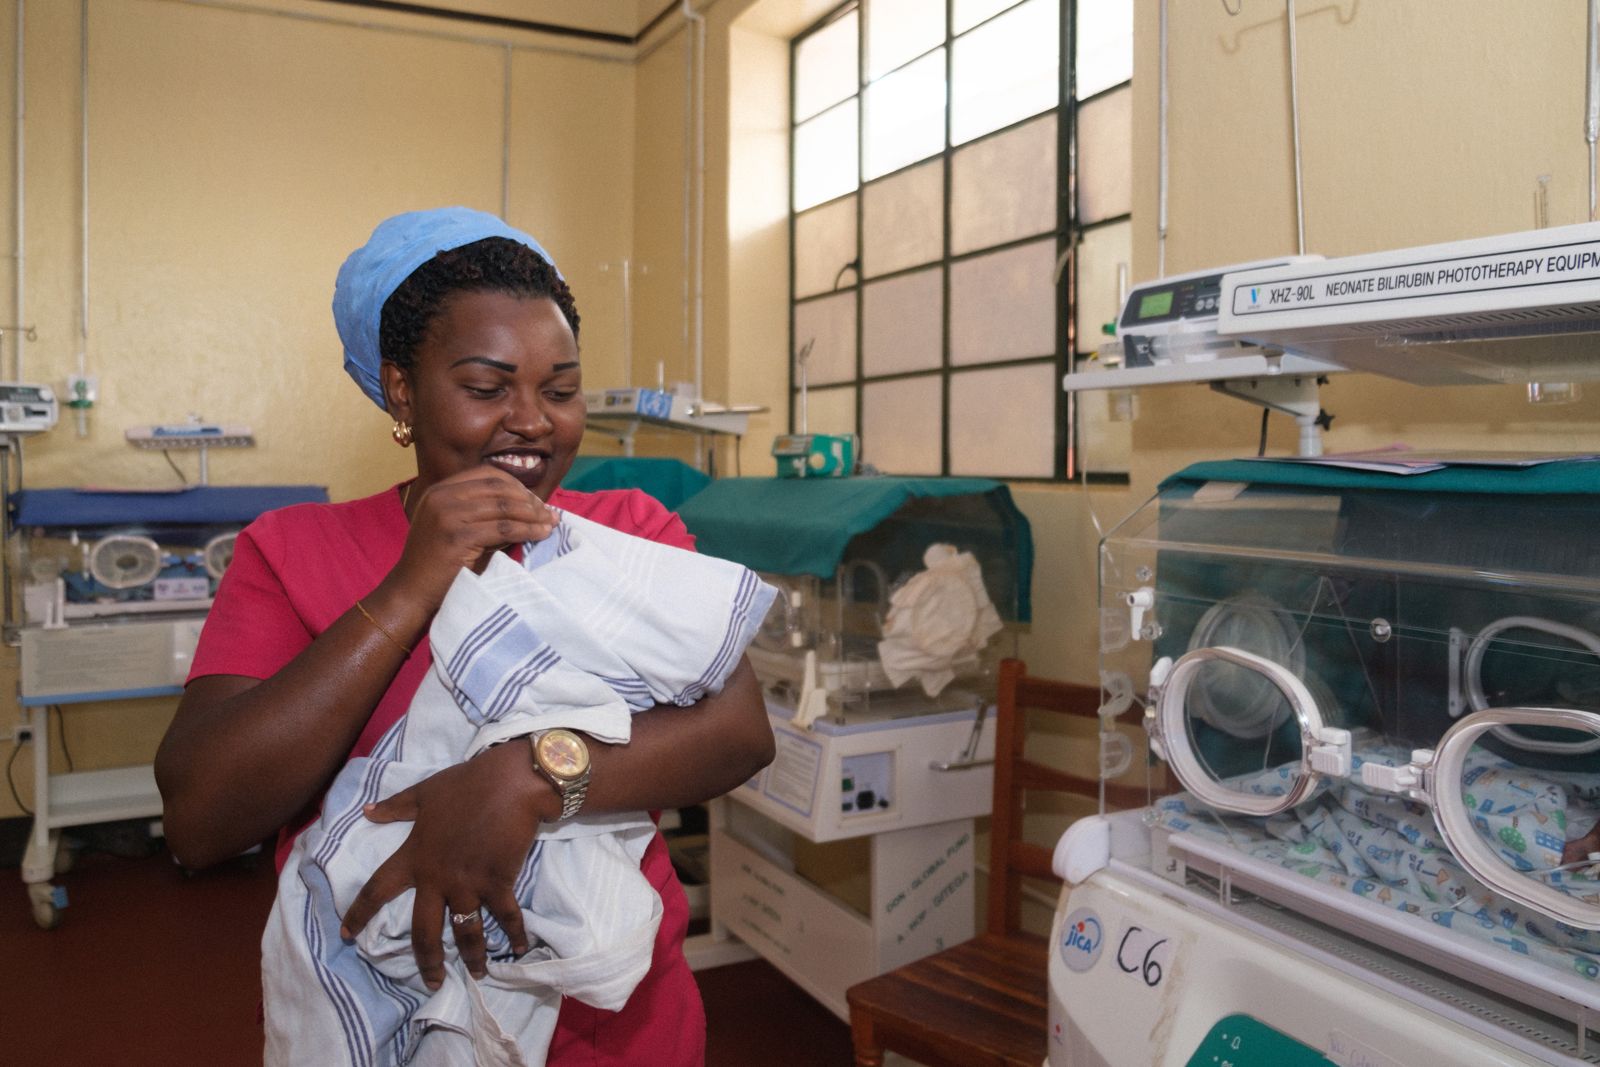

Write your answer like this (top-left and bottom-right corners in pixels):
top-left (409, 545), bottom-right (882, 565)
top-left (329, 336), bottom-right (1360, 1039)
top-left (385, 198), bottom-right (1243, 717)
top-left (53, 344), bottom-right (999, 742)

top-left (677, 475), bottom-right (1031, 1017)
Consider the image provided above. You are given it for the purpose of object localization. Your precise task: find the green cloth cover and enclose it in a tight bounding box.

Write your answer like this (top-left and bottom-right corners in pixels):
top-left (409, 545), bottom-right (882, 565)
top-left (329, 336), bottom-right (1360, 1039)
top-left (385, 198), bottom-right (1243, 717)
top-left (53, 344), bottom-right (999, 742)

top-left (675, 476), bottom-right (1033, 622)
top-left (563, 456), bottom-right (712, 511)
top-left (1164, 457), bottom-right (1600, 496)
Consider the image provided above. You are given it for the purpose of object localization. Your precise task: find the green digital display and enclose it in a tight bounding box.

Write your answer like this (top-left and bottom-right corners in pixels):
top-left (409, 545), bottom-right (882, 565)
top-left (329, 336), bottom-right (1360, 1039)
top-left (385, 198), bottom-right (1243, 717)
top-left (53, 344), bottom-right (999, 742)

top-left (1138, 290), bottom-right (1175, 319)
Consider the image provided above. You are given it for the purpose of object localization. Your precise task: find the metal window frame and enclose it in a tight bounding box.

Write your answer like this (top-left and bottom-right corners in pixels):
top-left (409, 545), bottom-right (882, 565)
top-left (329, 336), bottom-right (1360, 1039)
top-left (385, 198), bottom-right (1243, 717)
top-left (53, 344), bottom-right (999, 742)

top-left (789, 0), bottom-right (1131, 483)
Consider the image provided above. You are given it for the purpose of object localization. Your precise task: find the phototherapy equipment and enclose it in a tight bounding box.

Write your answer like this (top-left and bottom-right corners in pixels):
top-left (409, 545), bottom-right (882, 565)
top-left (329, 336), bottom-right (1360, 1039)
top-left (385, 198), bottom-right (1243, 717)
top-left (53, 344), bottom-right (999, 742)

top-left (1066, 222), bottom-right (1600, 458)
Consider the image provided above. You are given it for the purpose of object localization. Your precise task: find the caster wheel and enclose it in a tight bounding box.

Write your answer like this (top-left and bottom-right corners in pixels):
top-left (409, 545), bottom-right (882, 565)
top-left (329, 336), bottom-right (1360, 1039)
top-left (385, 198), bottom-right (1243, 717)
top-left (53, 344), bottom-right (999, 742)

top-left (26, 883), bottom-right (61, 930)
top-left (30, 899), bottom-right (59, 930)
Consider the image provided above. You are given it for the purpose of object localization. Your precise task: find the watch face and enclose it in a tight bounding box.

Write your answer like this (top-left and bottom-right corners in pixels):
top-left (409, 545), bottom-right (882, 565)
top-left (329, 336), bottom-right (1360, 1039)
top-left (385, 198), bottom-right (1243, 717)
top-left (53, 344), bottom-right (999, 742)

top-left (537, 730), bottom-right (589, 779)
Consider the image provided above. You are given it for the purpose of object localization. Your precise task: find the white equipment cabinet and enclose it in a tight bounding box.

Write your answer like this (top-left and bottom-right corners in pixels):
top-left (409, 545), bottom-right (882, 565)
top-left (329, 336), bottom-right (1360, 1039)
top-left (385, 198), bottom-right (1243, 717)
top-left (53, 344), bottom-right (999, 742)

top-left (709, 697), bottom-right (996, 1019)
top-left (18, 615), bottom-right (204, 928)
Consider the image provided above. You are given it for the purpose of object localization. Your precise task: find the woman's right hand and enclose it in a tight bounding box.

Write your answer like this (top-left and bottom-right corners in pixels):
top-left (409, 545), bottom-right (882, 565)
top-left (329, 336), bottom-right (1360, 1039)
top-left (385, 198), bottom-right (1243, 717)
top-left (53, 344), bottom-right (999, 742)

top-left (385, 466), bottom-right (558, 612)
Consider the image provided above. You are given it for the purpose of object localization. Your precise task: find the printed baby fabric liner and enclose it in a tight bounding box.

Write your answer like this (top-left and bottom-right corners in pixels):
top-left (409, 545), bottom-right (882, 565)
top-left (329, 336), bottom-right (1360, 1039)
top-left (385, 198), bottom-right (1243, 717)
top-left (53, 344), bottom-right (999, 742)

top-left (1155, 739), bottom-right (1600, 984)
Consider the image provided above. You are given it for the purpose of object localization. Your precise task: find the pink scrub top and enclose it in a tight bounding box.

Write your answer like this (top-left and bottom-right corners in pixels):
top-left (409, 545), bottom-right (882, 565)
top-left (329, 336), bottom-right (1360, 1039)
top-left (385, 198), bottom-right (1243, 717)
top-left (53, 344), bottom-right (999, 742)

top-left (188, 483), bottom-right (706, 1066)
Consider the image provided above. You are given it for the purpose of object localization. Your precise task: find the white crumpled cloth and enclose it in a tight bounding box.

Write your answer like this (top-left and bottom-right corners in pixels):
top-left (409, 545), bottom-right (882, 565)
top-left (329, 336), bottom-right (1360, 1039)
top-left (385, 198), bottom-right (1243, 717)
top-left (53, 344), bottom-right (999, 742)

top-left (876, 543), bottom-right (1003, 698)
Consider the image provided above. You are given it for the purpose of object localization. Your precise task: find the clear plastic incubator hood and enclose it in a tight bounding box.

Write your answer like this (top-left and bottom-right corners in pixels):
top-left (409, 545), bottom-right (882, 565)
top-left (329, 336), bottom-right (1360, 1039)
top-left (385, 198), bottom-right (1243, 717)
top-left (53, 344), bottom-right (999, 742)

top-left (1050, 459), bottom-right (1600, 1066)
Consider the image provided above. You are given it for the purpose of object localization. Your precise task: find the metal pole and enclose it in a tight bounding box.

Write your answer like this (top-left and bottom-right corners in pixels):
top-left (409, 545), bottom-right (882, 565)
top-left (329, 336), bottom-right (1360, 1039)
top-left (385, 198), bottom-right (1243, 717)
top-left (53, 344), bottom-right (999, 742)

top-left (1157, 0), bottom-right (1169, 276)
top-left (1286, 0), bottom-right (1306, 254)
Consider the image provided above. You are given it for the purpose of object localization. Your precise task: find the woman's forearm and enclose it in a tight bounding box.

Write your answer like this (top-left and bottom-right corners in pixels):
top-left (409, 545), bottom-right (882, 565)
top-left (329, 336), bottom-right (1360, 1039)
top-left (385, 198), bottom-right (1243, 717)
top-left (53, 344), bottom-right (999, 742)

top-left (580, 657), bottom-right (775, 814)
top-left (155, 584), bottom-right (430, 868)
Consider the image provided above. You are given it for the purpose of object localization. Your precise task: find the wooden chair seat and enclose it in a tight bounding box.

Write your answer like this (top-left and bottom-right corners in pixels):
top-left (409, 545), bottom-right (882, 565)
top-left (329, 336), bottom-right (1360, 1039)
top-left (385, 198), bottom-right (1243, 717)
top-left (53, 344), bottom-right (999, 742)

top-left (845, 931), bottom-right (1048, 1067)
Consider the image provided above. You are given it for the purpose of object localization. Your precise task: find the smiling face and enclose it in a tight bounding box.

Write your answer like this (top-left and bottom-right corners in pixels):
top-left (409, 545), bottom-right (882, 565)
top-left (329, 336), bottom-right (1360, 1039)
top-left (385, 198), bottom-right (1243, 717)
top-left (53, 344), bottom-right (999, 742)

top-left (382, 290), bottom-right (585, 501)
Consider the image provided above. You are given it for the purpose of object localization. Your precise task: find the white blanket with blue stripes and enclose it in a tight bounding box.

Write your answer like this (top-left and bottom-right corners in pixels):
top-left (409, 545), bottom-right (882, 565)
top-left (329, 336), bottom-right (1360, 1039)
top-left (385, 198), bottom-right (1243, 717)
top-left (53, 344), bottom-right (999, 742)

top-left (261, 510), bottom-right (776, 1066)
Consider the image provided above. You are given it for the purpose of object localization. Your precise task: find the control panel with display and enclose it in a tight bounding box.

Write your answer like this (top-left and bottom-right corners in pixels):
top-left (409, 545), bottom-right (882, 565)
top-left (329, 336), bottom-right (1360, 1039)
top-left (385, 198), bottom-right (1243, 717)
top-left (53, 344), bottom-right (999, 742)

top-left (1113, 256), bottom-right (1319, 369)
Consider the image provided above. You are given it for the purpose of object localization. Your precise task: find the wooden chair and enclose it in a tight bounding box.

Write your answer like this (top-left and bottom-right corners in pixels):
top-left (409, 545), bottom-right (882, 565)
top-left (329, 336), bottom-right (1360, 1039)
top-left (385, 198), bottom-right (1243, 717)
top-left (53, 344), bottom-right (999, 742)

top-left (844, 658), bottom-right (1124, 1067)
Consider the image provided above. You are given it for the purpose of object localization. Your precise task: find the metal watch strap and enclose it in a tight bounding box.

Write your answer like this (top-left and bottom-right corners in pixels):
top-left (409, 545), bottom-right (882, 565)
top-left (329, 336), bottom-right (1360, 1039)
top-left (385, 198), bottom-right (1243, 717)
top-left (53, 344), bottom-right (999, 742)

top-left (553, 778), bottom-right (589, 819)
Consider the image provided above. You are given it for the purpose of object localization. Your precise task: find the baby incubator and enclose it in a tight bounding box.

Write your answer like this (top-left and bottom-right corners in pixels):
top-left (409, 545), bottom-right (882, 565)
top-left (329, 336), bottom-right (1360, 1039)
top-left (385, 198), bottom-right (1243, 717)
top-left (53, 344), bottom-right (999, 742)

top-left (1049, 458), bottom-right (1600, 1066)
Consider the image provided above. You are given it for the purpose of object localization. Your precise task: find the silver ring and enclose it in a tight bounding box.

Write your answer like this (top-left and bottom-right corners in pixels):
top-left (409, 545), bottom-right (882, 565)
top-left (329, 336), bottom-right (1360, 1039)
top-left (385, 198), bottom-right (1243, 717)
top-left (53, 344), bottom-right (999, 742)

top-left (449, 910), bottom-right (481, 926)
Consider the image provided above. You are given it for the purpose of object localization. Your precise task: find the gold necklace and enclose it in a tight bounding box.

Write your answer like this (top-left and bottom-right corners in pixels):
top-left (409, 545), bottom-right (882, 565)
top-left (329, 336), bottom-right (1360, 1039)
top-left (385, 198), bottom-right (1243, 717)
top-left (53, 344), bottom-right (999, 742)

top-left (401, 480), bottom-right (414, 515)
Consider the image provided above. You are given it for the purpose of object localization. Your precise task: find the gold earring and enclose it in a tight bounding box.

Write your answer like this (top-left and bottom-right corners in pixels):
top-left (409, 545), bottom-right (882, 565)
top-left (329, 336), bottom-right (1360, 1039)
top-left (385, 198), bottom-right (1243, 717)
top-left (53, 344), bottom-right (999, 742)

top-left (391, 420), bottom-right (413, 448)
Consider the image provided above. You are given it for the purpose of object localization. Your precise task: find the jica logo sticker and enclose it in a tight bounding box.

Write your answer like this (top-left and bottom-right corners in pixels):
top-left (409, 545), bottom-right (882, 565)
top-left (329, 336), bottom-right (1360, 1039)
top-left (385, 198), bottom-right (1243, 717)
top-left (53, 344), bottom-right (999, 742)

top-left (1059, 908), bottom-right (1103, 973)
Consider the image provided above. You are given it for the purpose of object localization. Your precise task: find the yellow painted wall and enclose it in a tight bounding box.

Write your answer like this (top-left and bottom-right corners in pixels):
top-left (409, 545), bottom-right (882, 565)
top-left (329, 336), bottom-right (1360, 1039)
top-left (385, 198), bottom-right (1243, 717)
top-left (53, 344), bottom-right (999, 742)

top-left (0, 0), bottom-right (637, 819)
top-left (716, 0), bottom-right (1600, 691)
top-left (5, 0), bottom-right (1598, 840)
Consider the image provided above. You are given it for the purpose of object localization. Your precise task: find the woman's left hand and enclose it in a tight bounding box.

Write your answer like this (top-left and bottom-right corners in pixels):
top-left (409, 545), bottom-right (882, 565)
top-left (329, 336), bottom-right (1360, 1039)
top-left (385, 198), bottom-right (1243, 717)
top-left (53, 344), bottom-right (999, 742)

top-left (339, 741), bottom-right (559, 987)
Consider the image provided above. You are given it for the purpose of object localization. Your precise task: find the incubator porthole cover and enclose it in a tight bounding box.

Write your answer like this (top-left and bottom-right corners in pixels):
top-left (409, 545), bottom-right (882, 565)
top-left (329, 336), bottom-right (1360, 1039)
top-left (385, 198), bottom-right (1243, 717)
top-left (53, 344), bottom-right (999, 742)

top-left (1461, 617), bottom-right (1600, 756)
top-left (1185, 596), bottom-right (1305, 740)
top-left (204, 532), bottom-right (238, 581)
top-left (1409, 707), bottom-right (1600, 931)
top-left (87, 533), bottom-right (163, 590)
top-left (1153, 644), bottom-right (1350, 819)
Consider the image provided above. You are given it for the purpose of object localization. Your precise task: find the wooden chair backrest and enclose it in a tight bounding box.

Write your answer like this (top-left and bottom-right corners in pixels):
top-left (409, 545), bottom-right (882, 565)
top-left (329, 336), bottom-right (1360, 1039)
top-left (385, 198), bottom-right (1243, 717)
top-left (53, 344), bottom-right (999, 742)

top-left (985, 657), bottom-right (1141, 936)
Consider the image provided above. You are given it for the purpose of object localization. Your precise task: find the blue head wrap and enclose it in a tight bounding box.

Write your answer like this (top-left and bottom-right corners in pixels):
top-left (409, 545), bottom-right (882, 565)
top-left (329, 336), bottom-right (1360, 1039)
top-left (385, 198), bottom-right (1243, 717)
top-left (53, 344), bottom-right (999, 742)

top-left (333, 207), bottom-right (560, 411)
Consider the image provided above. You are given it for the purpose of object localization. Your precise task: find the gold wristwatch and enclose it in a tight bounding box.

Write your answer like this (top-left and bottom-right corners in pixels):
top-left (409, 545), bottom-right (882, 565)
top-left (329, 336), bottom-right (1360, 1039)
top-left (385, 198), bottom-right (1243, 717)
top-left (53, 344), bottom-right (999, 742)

top-left (530, 729), bottom-right (591, 819)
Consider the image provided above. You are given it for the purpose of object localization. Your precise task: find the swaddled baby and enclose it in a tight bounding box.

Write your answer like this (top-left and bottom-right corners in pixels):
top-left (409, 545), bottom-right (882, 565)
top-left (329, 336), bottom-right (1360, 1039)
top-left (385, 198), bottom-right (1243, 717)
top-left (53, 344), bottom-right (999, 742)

top-left (261, 510), bottom-right (776, 1067)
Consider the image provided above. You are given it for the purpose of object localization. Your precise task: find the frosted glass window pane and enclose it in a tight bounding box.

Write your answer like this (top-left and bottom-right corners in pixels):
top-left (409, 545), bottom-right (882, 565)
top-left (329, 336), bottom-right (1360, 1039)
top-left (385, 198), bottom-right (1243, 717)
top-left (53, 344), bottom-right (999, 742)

top-left (953, 0), bottom-right (1022, 34)
top-left (951, 0), bottom-right (1059, 146)
top-left (866, 0), bottom-right (945, 80)
top-left (862, 376), bottom-right (943, 475)
top-left (1077, 87), bottom-right (1131, 224)
top-left (795, 195), bottom-right (859, 299)
top-left (1074, 220), bottom-right (1131, 356)
top-left (795, 10), bottom-right (859, 122)
top-left (1076, 0), bottom-right (1133, 100)
top-left (794, 100), bottom-right (860, 212)
top-left (863, 268), bottom-right (943, 377)
top-left (949, 364), bottom-right (1056, 477)
top-left (863, 49), bottom-right (946, 181)
top-left (949, 238), bottom-right (1056, 365)
top-left (950, 113), bottom-right (1055, 255)
top-left (862, 159), bottom-right (944, 277)
top-left (793, 383), bottom-right (856, 437)
top-left (794, 290), bottom-right (857, 386)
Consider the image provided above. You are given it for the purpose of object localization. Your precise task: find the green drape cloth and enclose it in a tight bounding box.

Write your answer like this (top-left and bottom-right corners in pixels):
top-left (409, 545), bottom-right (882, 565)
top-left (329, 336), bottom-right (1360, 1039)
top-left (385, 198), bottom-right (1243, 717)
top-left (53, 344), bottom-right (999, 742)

top-left (675, 476), bottom-right (1033, 621)
top-left (563, 456), bottom-right (712, 511)
top-left (1164, 458), bottom-right (1600, 496)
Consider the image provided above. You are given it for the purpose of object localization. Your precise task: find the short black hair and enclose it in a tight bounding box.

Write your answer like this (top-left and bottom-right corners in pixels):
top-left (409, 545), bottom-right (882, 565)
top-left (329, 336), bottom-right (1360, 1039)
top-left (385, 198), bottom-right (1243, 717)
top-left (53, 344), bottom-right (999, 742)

top-left (378, 236), bottom-right (580, 370)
